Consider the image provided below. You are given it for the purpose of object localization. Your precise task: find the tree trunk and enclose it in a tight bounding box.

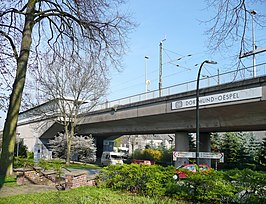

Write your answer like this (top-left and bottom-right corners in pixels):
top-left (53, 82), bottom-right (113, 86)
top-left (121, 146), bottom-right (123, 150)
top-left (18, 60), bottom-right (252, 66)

top-left (66, 125), bottom-right (75, 165)
top-left (65, 107), bottom-right (78, 165)
top-left (65, 124), bottom-right (71, 165)
top-left (66, 131), bottom-right (71, 165)
top-left (0, 1), bottom-right (36, 177)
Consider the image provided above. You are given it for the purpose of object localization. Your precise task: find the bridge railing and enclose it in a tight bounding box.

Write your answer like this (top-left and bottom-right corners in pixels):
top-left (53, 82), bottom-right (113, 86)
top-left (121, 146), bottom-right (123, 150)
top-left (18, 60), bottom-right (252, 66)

top-left (80, 62), bottom-right (266, 113)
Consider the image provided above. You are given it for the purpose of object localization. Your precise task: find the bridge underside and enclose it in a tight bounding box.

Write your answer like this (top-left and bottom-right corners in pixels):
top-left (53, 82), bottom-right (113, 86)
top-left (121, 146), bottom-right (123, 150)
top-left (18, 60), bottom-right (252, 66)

top-left (37, 122), bottom-right (117, 158)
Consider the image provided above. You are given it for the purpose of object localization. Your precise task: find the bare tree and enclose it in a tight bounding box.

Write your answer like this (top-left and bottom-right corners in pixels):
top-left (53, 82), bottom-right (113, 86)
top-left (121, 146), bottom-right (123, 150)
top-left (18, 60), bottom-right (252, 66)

top-left (27, 54), bottom-right (107, 164)
top-left (206, 0), bottom-right (265, 57)
top-left (0, 0), bottom-right (134, 177)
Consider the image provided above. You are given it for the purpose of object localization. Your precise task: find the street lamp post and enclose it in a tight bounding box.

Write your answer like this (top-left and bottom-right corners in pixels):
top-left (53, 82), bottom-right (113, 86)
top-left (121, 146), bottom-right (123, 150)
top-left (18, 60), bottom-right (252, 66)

top-left (250, 10), bottom-right (257, 78)
top-left (159, 38), bottom-right (166, 97)
top-left (196, 60), bottom-right (217, 165)
top-left (145, 56), bottom-right (149, 92)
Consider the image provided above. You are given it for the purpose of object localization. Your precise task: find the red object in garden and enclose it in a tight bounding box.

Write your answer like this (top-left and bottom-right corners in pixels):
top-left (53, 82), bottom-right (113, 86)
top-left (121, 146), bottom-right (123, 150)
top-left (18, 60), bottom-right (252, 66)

top-left (176, 164), bottom-right (211, 179)
top-left (131, 160), bottom-right (155, 165)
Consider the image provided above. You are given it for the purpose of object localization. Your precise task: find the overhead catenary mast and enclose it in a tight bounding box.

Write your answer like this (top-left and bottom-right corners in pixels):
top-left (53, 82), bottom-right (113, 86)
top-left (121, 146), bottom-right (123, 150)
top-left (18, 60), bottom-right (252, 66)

top-left (239, 10), bottom-right (266, 78)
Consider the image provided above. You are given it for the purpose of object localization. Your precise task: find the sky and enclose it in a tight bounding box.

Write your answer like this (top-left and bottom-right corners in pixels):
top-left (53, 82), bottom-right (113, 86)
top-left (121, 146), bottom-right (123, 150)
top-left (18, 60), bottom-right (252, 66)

top-left (0, 0), bottom-right (266, 128)
top-left (106, 0), bottom-right (266, 101)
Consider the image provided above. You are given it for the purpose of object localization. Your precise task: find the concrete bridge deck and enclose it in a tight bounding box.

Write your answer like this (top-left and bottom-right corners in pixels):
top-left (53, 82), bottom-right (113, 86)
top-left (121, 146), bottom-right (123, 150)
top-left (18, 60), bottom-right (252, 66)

top-left (77, 76), bottom-right (266, 136)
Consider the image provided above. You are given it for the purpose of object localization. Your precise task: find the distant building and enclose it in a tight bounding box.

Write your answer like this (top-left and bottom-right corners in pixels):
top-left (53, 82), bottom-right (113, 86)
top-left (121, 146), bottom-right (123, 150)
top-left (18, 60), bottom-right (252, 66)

top-left (252, 131), bottom-right (266, 142)
top-left (113, 134), bottom-right (175, 155)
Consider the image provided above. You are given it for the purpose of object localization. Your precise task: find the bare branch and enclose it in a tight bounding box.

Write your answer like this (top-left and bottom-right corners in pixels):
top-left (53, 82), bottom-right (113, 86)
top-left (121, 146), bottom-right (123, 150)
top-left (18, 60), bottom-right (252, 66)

top-left (0, 30), bottom-right (19, 60)
top-left (206, 0), bottom-right (265, 55)
top-left (0, 0), bottom-right (135, 173)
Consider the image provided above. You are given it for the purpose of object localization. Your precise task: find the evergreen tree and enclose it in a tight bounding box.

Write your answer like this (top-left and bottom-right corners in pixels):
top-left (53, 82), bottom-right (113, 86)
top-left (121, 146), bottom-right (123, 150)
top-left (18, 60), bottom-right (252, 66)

top-left (220, 132), bottom-right (260, 168)
top-left (188, 133), bottom-right (196, 152)
top-left (220, 132), bottom-right (242, 164)
top-left (14, 140), bottom-right (28, 158)
top-left (246, 133), bottom-right (260, 164)
top-left (259, 138), bottom-right (266, 166)
top-left (236, 132), bottom-right (260, 167)
top-left (237, 132), bottom-right (251, 166)
top-left (210, 132), bottom-right (222, 152)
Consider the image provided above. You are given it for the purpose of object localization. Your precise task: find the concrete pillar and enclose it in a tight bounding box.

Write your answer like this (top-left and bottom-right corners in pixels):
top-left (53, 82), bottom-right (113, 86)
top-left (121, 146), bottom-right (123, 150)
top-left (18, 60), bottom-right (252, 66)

top-left (199, 132), bottom-right (211, 166)
top-left (94, 136), bottom-right (104, 158)
top-left (175, 132), bottom-right (189, 167)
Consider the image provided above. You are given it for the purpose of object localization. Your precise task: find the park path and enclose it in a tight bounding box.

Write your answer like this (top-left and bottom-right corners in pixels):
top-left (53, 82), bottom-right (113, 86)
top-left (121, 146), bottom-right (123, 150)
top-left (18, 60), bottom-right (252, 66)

top-left (0, 184), bottom-right (56, 197)
top-left (0, 168), bottom-right (99, 197)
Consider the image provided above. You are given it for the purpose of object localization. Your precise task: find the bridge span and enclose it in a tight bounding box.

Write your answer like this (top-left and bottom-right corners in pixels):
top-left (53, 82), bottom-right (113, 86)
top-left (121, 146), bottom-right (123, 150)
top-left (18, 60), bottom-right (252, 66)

top-left (16, 75), bottom-right (266, 166)
top-left (77, 76), bottom-right (266, 136)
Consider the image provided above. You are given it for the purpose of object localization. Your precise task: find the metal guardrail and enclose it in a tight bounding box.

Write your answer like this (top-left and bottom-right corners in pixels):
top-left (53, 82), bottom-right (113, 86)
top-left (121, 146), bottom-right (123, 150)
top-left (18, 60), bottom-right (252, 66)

top-left (80, 63), bottom-right (266, 113)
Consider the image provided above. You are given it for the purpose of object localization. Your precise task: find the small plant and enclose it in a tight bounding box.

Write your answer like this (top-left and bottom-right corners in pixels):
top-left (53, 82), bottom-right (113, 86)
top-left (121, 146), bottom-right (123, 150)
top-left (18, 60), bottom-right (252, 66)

top-left (13, 157), bottom-right (34, 168)
top-left (26, 151), bottom-right (34, 159)
top-left (38, 159), bottom-right (65, 182)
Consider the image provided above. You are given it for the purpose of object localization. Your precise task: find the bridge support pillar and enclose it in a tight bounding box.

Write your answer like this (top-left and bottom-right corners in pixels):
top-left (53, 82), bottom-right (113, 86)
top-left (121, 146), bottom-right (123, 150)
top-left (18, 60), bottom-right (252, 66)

top-left (94, 136), bottom-right (104, 160)
top-left (199, 132), bottom-right (211, 166)
top-left (175, 132), bottom-right (189, 167)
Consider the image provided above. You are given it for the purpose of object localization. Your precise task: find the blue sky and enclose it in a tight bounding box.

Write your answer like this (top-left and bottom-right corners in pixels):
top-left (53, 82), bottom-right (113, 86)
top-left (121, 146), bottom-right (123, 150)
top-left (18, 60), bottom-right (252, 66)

top-left (107, 0), bottom-right (266, 100)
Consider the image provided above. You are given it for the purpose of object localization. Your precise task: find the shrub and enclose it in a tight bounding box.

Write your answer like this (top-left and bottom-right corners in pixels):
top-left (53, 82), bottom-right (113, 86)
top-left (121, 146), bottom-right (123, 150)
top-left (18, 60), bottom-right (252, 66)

top-left (97, 164), bottom-right (266, 203)
top-left (13, 158), bottom-right (64, 176)
top-left (37, 159), bottom-right (64, 171)
top-left (142, 149), bottom-right (162, 161)
top-left (185, 170), bottom-right (237, 203)
top-left (164, 168), bottom-right (237, 202)
top-left (223, 169), bottom-right (266, 203)
top-left (13, 151), bottom-right (33, 168)
top-left (14, 140), bottom-right (28, 158)
top-left (13, 157), bottom-right (34, 168)
top-left (159, 147), bottom-right (174, 166)
top-left (97, 164), bottom-right (175, 197)
top-left (133, 148), bottom-right (162, 162)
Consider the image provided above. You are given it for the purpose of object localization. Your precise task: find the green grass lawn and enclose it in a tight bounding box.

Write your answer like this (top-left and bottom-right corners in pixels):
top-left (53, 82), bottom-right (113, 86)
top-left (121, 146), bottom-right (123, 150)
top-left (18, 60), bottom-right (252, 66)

top-left (0, 168), bottom-right (183, 204)
top-left (1, 175), bottom-right (16, 187)
top-left (0, 186), bottom-right (186, 204)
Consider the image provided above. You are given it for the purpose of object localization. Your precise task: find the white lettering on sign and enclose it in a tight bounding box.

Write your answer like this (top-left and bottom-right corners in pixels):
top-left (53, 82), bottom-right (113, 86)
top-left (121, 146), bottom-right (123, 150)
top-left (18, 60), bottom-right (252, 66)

top-left (199, 152), bottom-right (223, 159)
top-left (173, 151), bottom-right (195, 160)
top-left (171, 87), bottom-right (262, 110)
top-left (173, 151), bottom-right (224, 162)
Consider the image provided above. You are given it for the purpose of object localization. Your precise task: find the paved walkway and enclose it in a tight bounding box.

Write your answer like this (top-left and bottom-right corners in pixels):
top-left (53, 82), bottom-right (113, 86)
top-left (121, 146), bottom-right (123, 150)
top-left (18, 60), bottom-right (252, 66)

top-left (0, 167), bottom-right (99, 197)
top-left (0, 184), bottom-right (56, 197)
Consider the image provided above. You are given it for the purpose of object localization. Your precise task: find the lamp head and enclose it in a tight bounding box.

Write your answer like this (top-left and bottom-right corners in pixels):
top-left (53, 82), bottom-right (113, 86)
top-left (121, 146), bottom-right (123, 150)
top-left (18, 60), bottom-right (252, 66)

top-left (250, 10), bottom-right (257, 15)
top-left (205, 60), bottom-right (217, 64)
